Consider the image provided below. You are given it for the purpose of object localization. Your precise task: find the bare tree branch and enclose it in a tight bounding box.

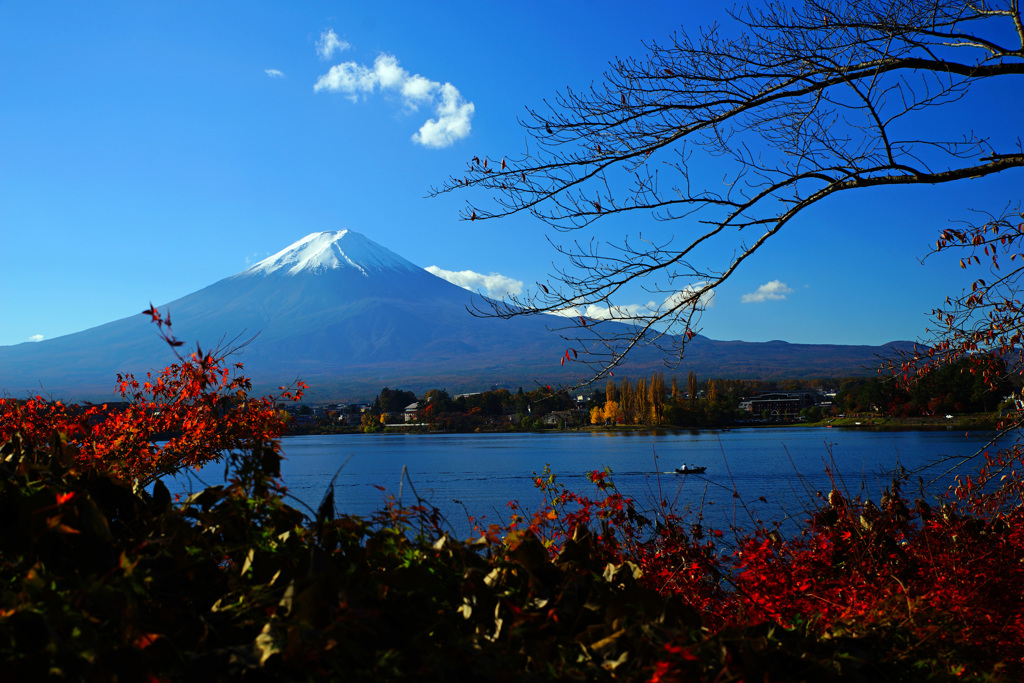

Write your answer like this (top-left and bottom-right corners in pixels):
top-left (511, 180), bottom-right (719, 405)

top-left (431, 0), bottom-right (1024, 383)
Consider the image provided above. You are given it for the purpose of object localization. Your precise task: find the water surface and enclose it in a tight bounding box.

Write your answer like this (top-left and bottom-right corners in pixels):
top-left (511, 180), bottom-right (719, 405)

top-left (168, 427), bottom-right (998, 538)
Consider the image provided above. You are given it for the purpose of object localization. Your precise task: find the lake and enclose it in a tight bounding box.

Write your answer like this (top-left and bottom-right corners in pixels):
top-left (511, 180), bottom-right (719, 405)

top-left (166, 426), bottom-right (1003, 539)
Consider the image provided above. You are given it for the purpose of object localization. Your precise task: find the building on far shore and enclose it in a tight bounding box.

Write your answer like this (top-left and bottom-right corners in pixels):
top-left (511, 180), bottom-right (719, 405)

top-left (541, 409), bottom-right (590, 429)
top-left (738, 391), bottom-right (824, 419)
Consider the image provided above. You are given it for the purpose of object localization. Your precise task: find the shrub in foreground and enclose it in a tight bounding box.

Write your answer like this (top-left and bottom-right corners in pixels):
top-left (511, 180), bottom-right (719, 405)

top-left (3, 420), bottom-right (1024, 679)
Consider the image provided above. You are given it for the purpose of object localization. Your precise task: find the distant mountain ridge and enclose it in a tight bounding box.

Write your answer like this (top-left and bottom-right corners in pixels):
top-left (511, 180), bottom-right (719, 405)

top-left (0, 230), bottom-right (915, 402)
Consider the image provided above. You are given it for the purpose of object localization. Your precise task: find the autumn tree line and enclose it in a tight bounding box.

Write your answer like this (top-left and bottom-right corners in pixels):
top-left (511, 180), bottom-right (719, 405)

top-left (593, 359), bottom-right (1015, 426)
top-left (361, 386), bottom-right (577, 432)
top-left (590, 372), bottom-right (749, 427)
top-left (838, 356), bottom-right (1013, 417)
top-left (288, 357), bottom-right (1014, 434)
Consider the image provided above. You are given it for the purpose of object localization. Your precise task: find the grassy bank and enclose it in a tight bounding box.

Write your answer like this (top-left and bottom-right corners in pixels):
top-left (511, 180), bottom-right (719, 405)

top-left (822, 414), bottom-right (999, 430)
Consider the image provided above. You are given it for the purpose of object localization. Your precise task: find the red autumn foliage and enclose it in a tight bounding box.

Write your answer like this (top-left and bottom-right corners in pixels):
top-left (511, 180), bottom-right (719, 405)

top-left (0, 306), bottom-right (305, 487)
top-left (482, 456), bottom-right (1024, 678)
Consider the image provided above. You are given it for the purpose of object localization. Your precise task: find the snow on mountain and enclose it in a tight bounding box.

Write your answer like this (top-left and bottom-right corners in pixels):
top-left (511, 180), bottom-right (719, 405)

top-left (239, 230), bottom-right (422, 278)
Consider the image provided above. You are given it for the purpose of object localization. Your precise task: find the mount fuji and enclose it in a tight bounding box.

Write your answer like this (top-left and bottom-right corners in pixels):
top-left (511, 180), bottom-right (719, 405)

top-left (1, 230), bottom-right (912, 402)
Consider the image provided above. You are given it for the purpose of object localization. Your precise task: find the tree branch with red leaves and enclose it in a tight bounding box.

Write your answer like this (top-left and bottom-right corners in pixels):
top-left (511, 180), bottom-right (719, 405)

top-left (890, 205), bottom-right (1024, 391)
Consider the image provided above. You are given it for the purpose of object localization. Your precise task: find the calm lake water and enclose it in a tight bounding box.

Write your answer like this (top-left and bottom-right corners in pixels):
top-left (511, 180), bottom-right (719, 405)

top-left (167, 427), bottom-right (1004, 539)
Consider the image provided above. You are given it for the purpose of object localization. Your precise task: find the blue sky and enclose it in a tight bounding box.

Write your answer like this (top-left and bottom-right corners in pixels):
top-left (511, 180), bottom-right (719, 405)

top-left (1, 1), bottom-right (1021, 350)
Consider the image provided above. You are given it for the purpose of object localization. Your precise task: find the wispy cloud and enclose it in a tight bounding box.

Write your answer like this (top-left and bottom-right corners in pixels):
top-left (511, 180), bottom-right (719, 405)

top-left (665, 284), bottom-right (716, 310)
top-left (570, 302), bottom-right (657, 321)
top-left (552, 284), bottom-right (715, 321)
top-left (316, 29), bottom-right (350, 60)
top-left (742, 280), bottom-right (794, 303)
top-left (264, 68), bottom-right (284, 78)
top-left (314, 50), bottom-right (474, 148)
top-left (28, 334), bottom-right (44, 342)
top-left (426, 266), bottom-right (523, 299)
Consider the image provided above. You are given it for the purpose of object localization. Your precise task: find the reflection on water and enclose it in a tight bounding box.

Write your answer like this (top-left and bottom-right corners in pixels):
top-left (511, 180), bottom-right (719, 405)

top-left (165, 427), bottom-right (1001, 539)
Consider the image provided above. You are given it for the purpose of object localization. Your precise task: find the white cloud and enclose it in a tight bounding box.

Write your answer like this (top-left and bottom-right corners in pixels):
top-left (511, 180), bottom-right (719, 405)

top-left (578, 302), bottom-right (656, 320)
top-left (372, 53), bottom-right (406, 89)
top-left (552, 285), bottom-right (715, 321)
top-left (264, 68), bottom-right (284, 78)
top-left (741, 280), bottom-right (794, 303)
top-left (665, 283), bottom-right (716, 310)
top-left (550, 301), bottom-right (655, 321)
top-left (314, 61), bottom-right (377, 101)
top-left (413, 83), bottom-right (475, 148)
top-left (314, 51), bottom-right (474, 148)
top-left (426, 266), bottom-right (523, 299)
top-left (28, 334), bottom-right (44, 342)
top-left (316, 29), bottom-right (350, 60)
top-left (401, 74), bottom-right (436, 107)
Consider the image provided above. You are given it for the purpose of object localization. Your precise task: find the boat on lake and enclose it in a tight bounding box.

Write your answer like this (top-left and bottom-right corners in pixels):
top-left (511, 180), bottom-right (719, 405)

top-left (675, 464), bottom-right (707, 474)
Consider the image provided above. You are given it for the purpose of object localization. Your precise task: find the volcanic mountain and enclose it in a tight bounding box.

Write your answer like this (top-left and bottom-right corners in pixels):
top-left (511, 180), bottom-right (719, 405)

top-left (0, 230), bottom-right (913, 402)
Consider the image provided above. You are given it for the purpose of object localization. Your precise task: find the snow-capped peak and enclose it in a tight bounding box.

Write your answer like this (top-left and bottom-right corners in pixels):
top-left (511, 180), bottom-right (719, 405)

top-left (239, 230), bottom-right (421, 278)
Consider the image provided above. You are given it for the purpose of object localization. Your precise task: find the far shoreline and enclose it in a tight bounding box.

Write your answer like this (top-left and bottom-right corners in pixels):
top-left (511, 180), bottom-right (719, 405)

top-left (285, 413), bottom-right (1002, 437)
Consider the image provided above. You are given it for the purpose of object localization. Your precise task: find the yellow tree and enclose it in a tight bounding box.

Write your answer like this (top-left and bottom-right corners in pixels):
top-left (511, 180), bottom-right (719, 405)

top-left (620, 379), bottom-right (634, 424)
top-left (606, 379), bottom-right (618, 404)
top-left (602, 400), bottom-right (621, 425)
top-left (635, 377), bottom-right (649, 426)
top-left (650, 372), bottom-right (666, 425)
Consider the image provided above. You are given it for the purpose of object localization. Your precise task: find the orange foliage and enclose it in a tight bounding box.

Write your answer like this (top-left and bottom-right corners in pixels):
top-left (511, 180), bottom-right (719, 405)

top-left (0, 305), bottom-right (305, 486)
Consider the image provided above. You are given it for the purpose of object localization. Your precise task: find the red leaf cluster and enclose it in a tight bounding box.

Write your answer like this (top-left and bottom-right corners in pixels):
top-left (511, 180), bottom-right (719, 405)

top-left (0, 306), bottom-right (305, 487)
top-left (479, 457), bottom-right (1024, 678)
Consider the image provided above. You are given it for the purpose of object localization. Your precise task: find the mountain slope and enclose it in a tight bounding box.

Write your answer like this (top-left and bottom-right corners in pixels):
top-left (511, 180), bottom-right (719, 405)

top-left (0, 230), bottom-right (912, 401)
